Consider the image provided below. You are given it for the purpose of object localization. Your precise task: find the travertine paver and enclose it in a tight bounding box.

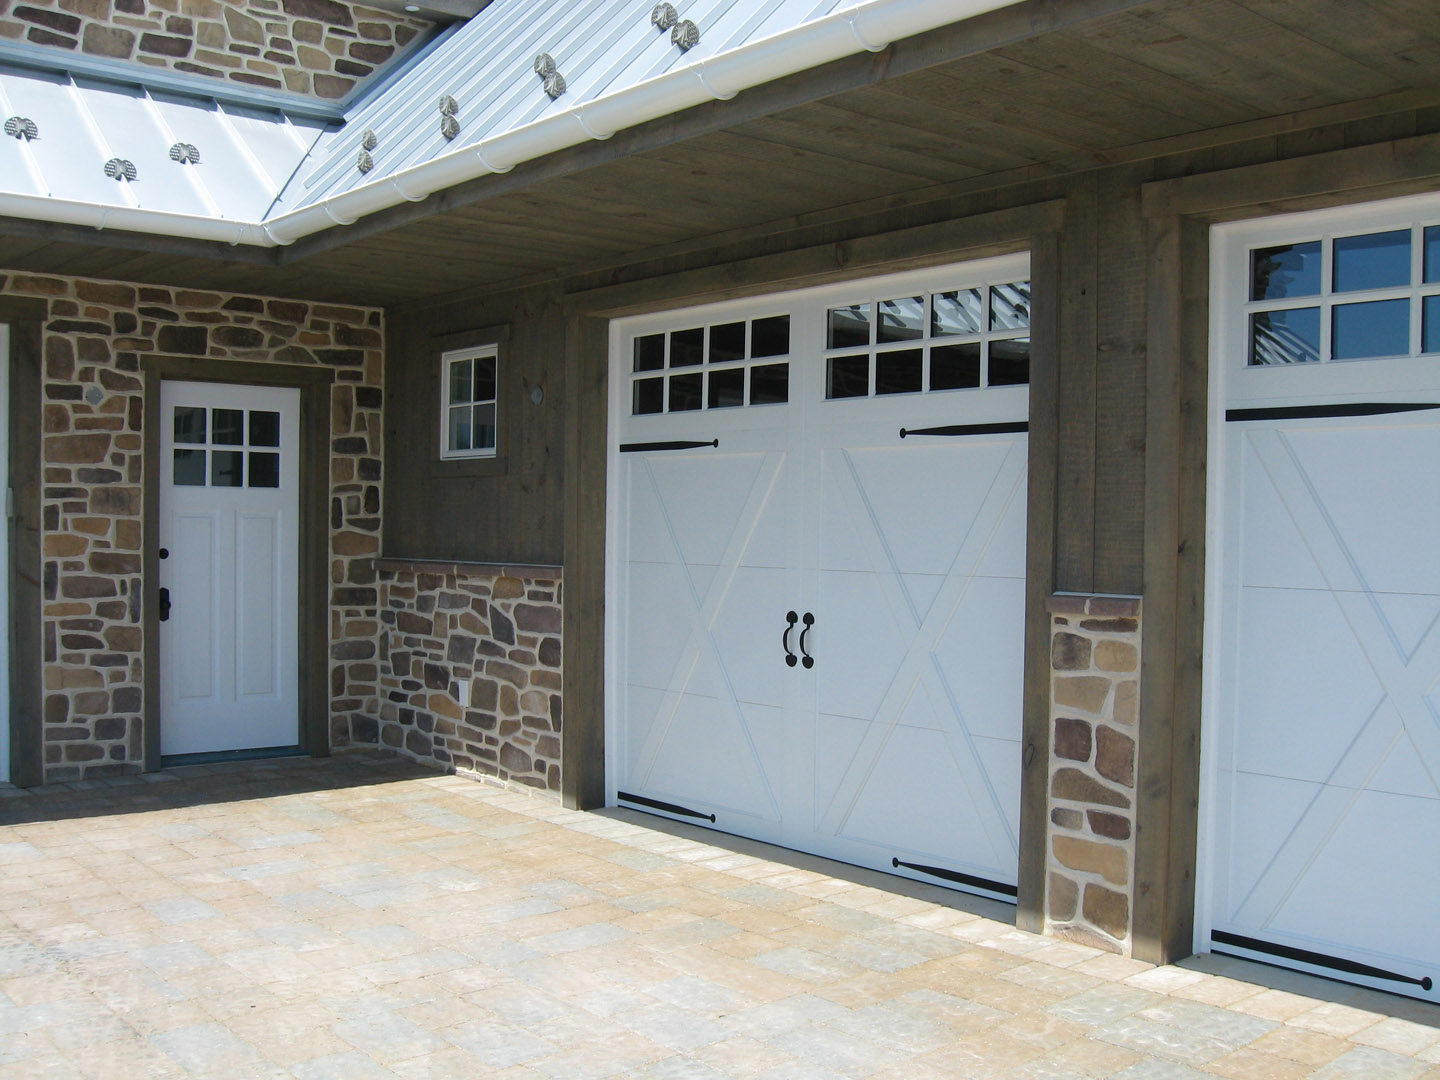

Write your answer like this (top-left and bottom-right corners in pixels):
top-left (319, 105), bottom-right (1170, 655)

top-left (0, 754), bottom-right (1436, 1079)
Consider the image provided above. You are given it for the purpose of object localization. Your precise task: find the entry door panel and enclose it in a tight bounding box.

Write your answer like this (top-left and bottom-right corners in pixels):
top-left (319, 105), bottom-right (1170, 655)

top-left (1214, 413), bottom-right (1440, 999)
top-left (160, 381), bottom-right (301, 755)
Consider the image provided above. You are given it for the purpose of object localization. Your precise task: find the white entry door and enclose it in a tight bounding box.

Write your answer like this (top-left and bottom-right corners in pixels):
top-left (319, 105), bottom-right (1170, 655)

top-left (159, 381), bottom-right (301, 756)
top-left (610, 258), bottom-right (1031, 901)
top-left (1205, 198), bottom-right (1440, 1002)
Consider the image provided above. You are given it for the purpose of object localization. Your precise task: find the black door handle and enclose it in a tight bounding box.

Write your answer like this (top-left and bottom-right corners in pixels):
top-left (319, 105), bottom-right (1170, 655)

top-left (799, 612), bottom-right (814, 669)
top-left (782, 610), bottom-right (798, 667)
top-left (158, 587), bottom-right (171, 622)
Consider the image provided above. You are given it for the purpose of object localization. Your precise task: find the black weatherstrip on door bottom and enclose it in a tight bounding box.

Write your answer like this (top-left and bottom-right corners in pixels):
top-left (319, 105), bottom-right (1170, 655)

top-left (892, 857), bottom-right (1018, 899)
top-left (1225, 402), bottom-right (1440, 422)
top-left (617, 791), bottom-right (717, 823)
top-left (619, 439), bottom-right (719, 453)
top-left (1212, 930), bottom-right (1433, 991)
top-left (899, 422), bottom-right (1029, 439)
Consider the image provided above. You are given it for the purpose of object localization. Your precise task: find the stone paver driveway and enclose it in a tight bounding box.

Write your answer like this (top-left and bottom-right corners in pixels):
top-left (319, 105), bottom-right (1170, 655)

top-left (0, 754), bottom-right (1436, 1079)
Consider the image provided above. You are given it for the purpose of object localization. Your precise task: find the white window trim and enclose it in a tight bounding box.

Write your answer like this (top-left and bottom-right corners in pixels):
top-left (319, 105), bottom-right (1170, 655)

top-left (439, 343), bottom-right (499, 460)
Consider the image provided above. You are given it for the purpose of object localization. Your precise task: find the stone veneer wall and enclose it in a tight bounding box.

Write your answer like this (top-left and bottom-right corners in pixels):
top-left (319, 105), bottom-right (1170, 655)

top-left (0, 269), bottom-right (383, 781)
top-left (1043, 592), bottom-right (1141, 955)
top-left (373, 560), bottom-right (562, 795)
top-left (0, 0), bottom-right (433, 99)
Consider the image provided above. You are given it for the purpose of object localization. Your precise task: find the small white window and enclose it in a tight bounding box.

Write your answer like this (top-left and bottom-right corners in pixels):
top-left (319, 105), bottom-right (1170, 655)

top-left (440, 345), bottom-right (498, 458)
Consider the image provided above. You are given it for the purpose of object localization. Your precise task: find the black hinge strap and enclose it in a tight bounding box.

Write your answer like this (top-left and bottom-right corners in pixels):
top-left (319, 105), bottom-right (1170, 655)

top-left (1212, 930), bottom-right (1432, 991)
top-left (892, 857), bottom-right (1018, 898)
top-left (619, 439), bottom-right (719, 453)
top-left (617, 791), bottom-right (716, 823)
top-left (900, 422), bottom-right (1028, 439)
top-left (1226, 403), bottom-right (1440, 422)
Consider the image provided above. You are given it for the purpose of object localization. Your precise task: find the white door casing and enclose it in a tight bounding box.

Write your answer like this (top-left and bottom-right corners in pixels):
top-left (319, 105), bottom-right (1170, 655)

top-left (608, 257), bottom-right (1030, 899)
top-left (1202, 194), bottom-right (1440, 1002)
top-left (159, 380), bottom-right (301, 756)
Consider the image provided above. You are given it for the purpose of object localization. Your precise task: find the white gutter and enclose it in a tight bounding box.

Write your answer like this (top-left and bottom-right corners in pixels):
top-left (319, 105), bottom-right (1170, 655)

top-left (0, 190), bottom-right (273, 246)
top-left (5, 0), bottom-right (1024, 250)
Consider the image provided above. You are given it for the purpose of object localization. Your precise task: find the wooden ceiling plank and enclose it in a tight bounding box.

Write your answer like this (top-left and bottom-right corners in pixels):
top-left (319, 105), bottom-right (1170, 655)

top-left (729, 108), bottom-right (989, 184)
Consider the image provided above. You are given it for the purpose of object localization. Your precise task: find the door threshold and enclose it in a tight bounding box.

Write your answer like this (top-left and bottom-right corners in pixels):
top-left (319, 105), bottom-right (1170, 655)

top-left (161, 745), bottom-right (307, 768)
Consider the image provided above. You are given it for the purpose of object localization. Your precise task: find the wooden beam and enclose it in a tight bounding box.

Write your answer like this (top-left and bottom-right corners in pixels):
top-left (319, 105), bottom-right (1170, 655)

top-left (1132, 213), bottom-right (1207, 965)
top-left (1016, 228), bottom-right (1063, 934)
top-left (1, 296), bottom-right (45, 788)
top-left (563, 201), bottom-right (1065, 318)
top-left (1142, 129), bottom-right (1440, 218)
top-left (560, 314), bottom-right (609, 811)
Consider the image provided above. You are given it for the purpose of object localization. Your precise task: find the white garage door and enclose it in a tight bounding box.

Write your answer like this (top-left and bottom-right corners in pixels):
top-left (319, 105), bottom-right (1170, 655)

top-left (608, 257), bottom-right (1031, 901)
top-left (1205, 197), bottom-right (1440, 1002)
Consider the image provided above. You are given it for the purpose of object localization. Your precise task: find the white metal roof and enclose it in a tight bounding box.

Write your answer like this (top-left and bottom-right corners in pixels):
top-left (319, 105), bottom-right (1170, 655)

top-left (0, 0), bottom-right (1023, 248)
top-left (0, 63), bottom-right (337, 241)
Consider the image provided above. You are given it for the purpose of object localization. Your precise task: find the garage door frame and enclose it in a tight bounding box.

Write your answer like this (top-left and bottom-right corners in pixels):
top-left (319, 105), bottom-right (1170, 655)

top-left (1196, 190), bottom-right (1440, 1000)
top-left (604, 256), bottom-right (1034, 900)
top-left (566, 207), bottom-right (1063, 928)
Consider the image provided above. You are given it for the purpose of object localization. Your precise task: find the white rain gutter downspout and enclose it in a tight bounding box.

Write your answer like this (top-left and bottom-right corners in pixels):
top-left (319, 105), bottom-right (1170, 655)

top-left (5, 0), bottom-right (1023, 249)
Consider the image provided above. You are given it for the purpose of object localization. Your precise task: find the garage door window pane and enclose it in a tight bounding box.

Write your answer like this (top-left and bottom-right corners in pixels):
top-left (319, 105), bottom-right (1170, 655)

top-left (708, 367), bottom-right (745, 409)
top-left (875, 348), bottom-right (922, 394)
top-left (1425, 296), bottom-right (1440, 354)
top-left (1333, 230), bottom-right (1410, 293)
top-left (1426, 226), bottom-right (1440, 284)
top-left (751, 315), bottom-right (790, 358)
top-left (932, 289), bottom-right (982, 336)
top-left (670, 328), bottom-right (704, 368)
top-left (989, 338), bottom-right (1031, 386)
top-left (749, 363), bottom-right (788, 404)
top-left (828, 304), bottom-right (870, 349)
top-left (931, 342), bottom-right (980, 389)
top-left (634, 334), bottom-right (665, 372)
top-left (669, 372), bottom-right (702, 411)
top-left (827, 354), bottom-right (869, 398)
top-left (633, 377), bottom-right (663, 415)
top-left (710, 322), bottom-right (746, 364)
top-left (1252, 241), bottom-right (1320, 300)
top-left (990, 281), bottom-right (1031, 331)
top-left (1250, 308), bottom-right (1320, 365)
top-left (1333, 298), bottom-right (1409, 359)
top-left (877, 296), bottom-right (924, 342)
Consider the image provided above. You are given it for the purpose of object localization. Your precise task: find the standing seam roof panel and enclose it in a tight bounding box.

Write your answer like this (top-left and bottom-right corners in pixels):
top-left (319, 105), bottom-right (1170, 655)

top-left (281, 0), bottom-right (868, 213)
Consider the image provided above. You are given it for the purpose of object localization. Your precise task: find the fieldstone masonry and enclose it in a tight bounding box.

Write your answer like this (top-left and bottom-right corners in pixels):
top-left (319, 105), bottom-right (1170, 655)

top-left (373, 560), bottom-right (562, 796)
top-left (0, 0), bottom-right (433, 99)
top-left (1044, 591), bottom-right (1141, 955)
top-left (1, 269), bottom-right (384, 781)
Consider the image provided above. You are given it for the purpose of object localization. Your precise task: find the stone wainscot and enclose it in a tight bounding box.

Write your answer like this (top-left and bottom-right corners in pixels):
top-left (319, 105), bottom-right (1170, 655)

top-left (371, 559), bottom-right (563, 795)
top-left (1043, 592), bottom-right (1141, 955)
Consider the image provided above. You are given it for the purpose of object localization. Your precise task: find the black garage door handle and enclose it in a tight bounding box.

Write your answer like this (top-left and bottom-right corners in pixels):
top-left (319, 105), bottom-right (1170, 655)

top-left (782, 610), bottom-right (798, 667)
top-left (799, 612), bottom-right (814, 669)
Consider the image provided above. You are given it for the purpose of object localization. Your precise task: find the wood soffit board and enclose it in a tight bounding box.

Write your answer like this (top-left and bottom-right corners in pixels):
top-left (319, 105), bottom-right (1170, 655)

top-left (2, 0), bottom-right (1440, 307)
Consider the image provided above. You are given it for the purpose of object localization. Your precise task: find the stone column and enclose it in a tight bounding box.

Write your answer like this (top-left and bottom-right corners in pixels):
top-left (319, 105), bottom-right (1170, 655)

top-left (1043, 592), bottom-right (1141, 954)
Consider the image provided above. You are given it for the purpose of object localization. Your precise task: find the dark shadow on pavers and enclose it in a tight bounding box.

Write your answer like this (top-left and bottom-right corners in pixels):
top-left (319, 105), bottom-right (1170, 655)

top-left (0, 750), bottom-right (445, 826)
